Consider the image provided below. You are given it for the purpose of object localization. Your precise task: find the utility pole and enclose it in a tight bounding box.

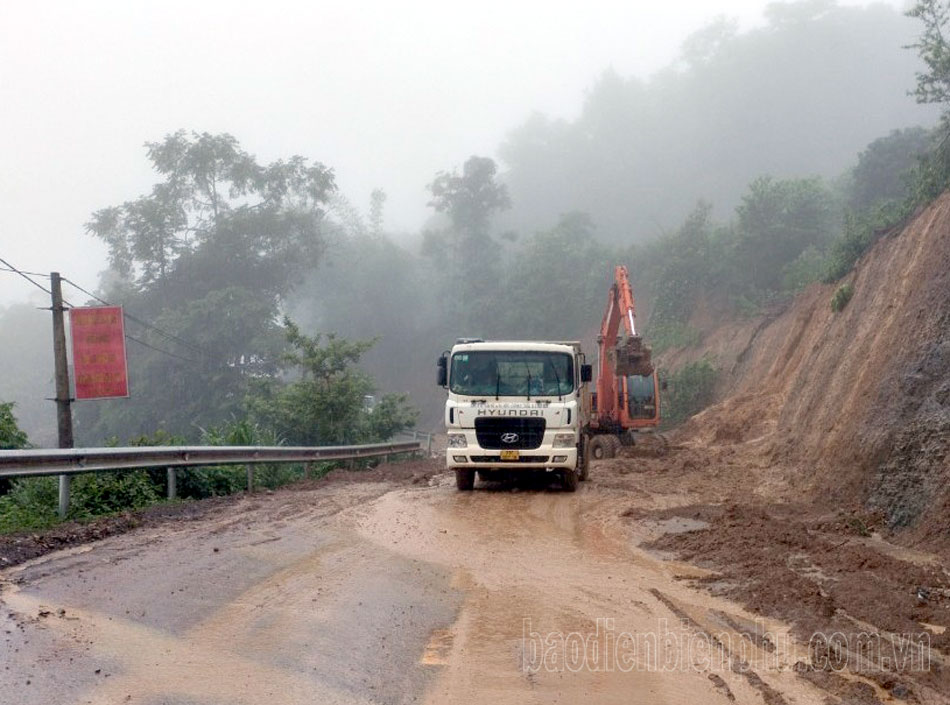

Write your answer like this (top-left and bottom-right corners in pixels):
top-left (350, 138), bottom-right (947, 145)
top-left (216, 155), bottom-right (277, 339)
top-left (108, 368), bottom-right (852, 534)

top-left (50, 272), bottom-right (74, 518)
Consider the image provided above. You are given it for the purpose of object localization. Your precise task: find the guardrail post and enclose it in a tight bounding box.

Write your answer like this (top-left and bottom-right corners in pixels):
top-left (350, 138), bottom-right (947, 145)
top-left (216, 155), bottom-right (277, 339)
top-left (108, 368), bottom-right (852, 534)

top-left (58, 476), bottom-right (70, 519)
top-left (246, 463), bottom-right (254, 492)
top-left (167, 467), bottom-right (177, 500)
top-left (427, 434), bottom-right (433, 457)
top-left (304, 462), bottom-right (312, 479)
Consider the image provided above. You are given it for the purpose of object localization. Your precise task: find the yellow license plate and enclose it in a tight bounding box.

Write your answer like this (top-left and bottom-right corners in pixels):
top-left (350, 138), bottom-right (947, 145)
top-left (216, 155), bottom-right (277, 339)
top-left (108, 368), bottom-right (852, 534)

top-left (500, 450), bottom-right (520, 461)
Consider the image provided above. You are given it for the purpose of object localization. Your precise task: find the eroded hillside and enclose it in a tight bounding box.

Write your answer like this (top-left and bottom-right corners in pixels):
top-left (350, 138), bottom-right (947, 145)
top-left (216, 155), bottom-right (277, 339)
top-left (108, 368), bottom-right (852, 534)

top-left (664, 192), bottom-right (950, 546)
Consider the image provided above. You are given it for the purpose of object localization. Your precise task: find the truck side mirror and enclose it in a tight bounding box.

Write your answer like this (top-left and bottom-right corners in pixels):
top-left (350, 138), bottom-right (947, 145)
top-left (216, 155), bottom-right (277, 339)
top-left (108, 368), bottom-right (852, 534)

top-left (580, 364), bottom-right (593, 383)
top-left (437, 355), bottom-right (448, 387)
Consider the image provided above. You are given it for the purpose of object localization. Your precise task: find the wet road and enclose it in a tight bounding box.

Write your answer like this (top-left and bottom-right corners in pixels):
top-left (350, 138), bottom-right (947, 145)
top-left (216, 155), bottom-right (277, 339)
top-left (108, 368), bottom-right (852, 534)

top-left (1, 474), bottom-right (829, 704)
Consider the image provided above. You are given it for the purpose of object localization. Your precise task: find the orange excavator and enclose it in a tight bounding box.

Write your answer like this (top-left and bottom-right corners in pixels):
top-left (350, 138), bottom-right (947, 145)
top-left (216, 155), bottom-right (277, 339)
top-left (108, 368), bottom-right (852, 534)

top-left (587, 265), bottom-right (661, 459)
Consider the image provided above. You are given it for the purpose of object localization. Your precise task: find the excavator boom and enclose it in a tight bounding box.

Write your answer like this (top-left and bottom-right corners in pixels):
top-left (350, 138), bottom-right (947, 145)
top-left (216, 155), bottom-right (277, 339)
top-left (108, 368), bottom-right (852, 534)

top-left (602, 266), bottom-right (653, 378)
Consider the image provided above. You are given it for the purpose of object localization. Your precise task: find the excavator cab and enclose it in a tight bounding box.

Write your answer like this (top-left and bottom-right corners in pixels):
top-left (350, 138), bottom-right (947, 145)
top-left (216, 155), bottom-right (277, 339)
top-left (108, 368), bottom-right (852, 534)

top-left (626, 373), bottom-right (659, 421)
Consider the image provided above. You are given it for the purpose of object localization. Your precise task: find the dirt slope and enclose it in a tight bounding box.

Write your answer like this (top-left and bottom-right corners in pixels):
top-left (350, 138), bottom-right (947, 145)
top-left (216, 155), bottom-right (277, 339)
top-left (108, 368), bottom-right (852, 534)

top-left (667, 193), bottom-right (950, 545)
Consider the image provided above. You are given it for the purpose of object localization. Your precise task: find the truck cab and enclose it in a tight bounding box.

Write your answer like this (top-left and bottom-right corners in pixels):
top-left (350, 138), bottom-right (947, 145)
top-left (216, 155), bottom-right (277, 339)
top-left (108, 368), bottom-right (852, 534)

top-left (437, 340), bottom-right (592, 491)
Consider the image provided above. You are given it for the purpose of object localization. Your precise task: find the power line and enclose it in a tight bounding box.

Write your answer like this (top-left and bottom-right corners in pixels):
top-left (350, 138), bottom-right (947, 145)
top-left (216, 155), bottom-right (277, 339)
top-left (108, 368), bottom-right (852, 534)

top-left (0, 256), bottom-right (52, 296)
top-left (62, 277), bottom-right (213, 358)
top-left (125, 333), bottom-right (200, 365)
top-left (0, 266), bottom-right (50, 278)
top-left (1, 254), bottom-right (209, 378)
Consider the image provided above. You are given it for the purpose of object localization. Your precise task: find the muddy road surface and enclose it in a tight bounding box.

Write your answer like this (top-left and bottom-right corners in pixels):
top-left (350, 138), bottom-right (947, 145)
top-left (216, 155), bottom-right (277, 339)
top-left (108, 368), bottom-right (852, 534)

top-left (1, 459), bottom-right (944, 704)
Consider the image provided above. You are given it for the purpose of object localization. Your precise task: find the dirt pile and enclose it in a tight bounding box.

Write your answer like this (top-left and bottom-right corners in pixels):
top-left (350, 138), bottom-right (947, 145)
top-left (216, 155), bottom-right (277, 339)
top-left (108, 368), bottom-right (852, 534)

top-left (666, 194), bottom-right (950, 545)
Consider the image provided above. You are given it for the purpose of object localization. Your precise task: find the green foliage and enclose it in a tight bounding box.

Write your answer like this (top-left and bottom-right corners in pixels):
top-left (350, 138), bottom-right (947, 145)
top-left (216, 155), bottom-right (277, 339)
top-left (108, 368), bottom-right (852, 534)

top-left (661, 358), bottom-right (719, 428)
top-left (905, 4), bottom-right (950, 206)
top-left (500, 213), bottom-right (614, 338)
top-left (0, 402), bottom-right (29, 496)
top-left (428, 156), bottom-right (511, 238)
top-left (831, 283), bottom-right (854, 312)
top-left (365, 394), bottom-right (421, 442)
top-left (735, 176), bottom-right (837, 291)
top-left (197, 418), bottom-right (297, 493)
top-left (68, 472), bottom-right (161, 520)
top-left (642, 203), bottom-right (717, 351)
top-left (424, 156), bottom-right (510, 333)
top-left (79, 131), bottom-right (336, 443)
top-left (781, 245), bottom-right (827, 291)
top-left (908, 1), bottom-right (950, 106)
top-left (0, 401), bottom-right (29, 450)
top-left (822, 202), bottom-right (906, 282)
top-left (0, 478), bottom-right (59, 533)
top-left (0, 470), bottom-right (161, 534)
top-left (846, 127), bottom-right (933, 211)
top-left (249, 318), bottom-right (417, 446)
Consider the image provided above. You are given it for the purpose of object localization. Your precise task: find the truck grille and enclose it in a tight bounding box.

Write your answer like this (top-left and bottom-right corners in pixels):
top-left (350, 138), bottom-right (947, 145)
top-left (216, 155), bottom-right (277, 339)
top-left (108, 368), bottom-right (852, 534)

top-left (474, 417), bottom-right (546, 450)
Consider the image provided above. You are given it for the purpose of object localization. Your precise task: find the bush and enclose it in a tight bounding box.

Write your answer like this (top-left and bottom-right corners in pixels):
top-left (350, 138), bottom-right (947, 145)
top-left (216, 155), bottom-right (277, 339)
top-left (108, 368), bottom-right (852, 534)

top-left (831, 283), bottom-right (854, 312)
top-left (0, 478), bottom-right (58, 533)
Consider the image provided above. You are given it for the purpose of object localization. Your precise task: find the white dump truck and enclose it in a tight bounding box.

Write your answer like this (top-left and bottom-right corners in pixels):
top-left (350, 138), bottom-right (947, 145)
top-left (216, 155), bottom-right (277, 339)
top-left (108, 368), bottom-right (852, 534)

top-left (437, 339), bottom-right (593, 491)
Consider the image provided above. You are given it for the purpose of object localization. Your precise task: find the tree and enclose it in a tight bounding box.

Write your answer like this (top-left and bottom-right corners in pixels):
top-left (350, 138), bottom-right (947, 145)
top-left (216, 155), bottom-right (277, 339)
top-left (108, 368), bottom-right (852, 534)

top-left (906, 2), bottom-right (950, 203)
top-left (735, 176), bottom-right (836, 290)
top-left (88, 131), bottom-right (334, 299)
top-left (249, 318), bottom-right (416, 445)
top-left (907, 1), bottom-right (950, 106)
top-left (424, 156), bottom-right (511, 333)
top-left (78, 132), bottom-right (336, 442)
top-left (500, 213), bottom-right (613, 339)
top-left (847, 127), bottom-right (933, 211)
top-left (428, 156), bottom-right (511, 238)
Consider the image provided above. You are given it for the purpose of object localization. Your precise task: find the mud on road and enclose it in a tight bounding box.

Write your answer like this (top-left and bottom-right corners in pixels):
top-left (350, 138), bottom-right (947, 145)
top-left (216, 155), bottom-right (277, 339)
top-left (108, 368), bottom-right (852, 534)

top-left (1, 454), bottom-right (948, 704)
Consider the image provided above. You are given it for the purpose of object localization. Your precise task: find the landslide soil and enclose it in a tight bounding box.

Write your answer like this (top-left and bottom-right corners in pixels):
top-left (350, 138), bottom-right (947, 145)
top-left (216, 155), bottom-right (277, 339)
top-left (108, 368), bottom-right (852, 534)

top-left (619, 192), bottom-right (950, 701)
top-left (0, 460), bottom-right (440, 568)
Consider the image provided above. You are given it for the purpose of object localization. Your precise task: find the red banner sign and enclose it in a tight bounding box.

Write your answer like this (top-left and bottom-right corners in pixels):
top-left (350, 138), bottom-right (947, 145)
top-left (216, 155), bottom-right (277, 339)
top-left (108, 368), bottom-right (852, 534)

top-left (70, 306), bottom-right (129, 400)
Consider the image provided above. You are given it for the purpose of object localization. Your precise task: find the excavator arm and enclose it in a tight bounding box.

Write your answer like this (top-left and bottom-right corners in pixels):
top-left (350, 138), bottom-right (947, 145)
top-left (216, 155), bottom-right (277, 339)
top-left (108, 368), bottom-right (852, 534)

top-left (593, 265), bottom-right (660, 437)
top-left (600, 266), bottom-right (653, 378)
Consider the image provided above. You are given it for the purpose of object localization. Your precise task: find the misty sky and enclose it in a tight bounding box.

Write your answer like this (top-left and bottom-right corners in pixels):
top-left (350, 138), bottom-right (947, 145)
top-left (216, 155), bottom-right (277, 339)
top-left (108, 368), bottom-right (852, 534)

top-left (0, 0), bottom-right (906, 307)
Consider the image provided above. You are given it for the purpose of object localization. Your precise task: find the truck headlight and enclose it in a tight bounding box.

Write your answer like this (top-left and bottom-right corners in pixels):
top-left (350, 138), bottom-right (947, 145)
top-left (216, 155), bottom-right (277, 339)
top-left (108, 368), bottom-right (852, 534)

top-left (553, 433), bottom-right (576, 448)
top-left (447, 433), bottom-right (468, 448)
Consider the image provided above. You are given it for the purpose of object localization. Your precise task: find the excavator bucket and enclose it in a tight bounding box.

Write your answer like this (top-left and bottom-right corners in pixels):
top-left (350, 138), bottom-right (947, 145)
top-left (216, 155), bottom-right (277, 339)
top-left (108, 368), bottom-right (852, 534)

top-left (615, 335), bottom-right (654, 377)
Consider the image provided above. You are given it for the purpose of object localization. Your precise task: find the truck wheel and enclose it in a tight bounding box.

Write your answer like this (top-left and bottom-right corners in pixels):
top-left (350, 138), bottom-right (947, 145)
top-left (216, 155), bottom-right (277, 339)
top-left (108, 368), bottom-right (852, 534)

top-left (561, 468), bottom-right (579, 492)
top-left (606, 435), bottom-right (622, 458)
top-left (455, 468), bottom-right (475, 491)
top-left (589, 435), bottom-right (609, 460)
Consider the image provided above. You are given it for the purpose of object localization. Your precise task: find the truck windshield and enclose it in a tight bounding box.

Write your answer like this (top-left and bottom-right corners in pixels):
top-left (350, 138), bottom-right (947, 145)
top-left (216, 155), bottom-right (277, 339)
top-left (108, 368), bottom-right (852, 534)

top-left (450, 351), bottom-right (574, 396)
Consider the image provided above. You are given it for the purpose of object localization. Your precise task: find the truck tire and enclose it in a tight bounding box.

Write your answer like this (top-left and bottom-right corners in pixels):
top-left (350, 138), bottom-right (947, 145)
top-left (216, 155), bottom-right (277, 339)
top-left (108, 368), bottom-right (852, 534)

top-left (561, 468), bottom-right (579, 492)
top-left (606, 435), bottom-right (622, 458)
top-left (578, 438), bottom-right (590, 481)
top-left (578, 457), bottom-right (589, 481)
top-left (455, 468), bottom-right (475, 491)
top-left (589, 435), bottom-right (609, 460)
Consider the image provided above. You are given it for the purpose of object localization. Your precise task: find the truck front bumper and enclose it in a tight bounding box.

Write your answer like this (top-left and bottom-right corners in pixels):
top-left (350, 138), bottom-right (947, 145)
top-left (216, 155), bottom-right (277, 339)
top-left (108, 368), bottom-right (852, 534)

top-left (446, 447), bottom-right (577, 470)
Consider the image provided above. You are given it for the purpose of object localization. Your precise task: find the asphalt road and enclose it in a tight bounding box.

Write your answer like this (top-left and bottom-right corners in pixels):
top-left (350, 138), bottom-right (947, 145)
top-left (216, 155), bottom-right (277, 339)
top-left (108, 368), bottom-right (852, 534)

top-left (1, 470), bottom-right (828, 705)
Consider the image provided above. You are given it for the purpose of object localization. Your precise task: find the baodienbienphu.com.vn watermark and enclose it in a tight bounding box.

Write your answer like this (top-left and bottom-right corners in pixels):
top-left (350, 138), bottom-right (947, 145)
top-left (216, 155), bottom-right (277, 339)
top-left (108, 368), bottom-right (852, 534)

top-left (521, 618), bottom-right (932, 674)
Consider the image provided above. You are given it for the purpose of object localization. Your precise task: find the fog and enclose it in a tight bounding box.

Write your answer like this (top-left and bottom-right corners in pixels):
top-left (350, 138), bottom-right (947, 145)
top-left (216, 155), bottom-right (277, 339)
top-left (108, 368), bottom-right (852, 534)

top-left (0, 0), bottom-right (905, 306)
top-left (2, 0), bottom-right (941, 446)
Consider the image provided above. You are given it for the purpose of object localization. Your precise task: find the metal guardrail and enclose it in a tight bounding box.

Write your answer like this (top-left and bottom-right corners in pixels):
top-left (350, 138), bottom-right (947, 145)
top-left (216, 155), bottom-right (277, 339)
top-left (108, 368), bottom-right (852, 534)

top-left (0, 441), bottom-right (422, 516)
top-left (395, 430), bottom-right (436, 457)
